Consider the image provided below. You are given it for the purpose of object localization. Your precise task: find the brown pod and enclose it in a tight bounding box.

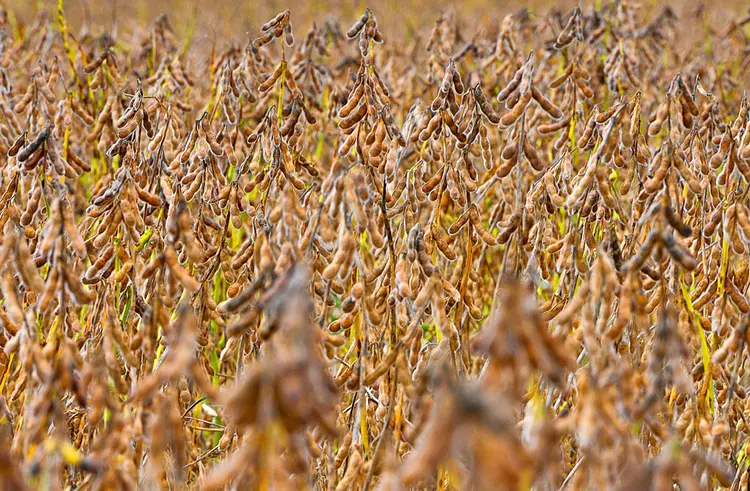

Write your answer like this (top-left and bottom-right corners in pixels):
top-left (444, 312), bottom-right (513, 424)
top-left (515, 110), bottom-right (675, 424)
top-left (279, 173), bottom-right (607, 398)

top-left (576, 77), bottom-right (594, 98)
top-left (550, 64), bottom-right (574, 89)
top-left (421, 165), bottom-right (444, 195)
top-left (66, 149), bottom-right (92, 172)
top-left (648, 102), bottom-right (669, 137)
top-left (595, 104), bottom-right (620, 124)
top-left (338, 100), bottom-right (367, 130)
top-left (672, 148), bottom-right (702, 194)
top-left (469, 207), bottom-right (496, 246)
top-left (258, 64), bottom-right (283, 92)
top-left (419, 111), bottom-right (442, 142)
top-left (642, 150), bottom-right (669, 195)
top-left (659, 233), bottom-right (697, 271)
top-left (260, 10), bottom-right (288, 32)
top-left (538, 116), bottom-right (571, 135)
top-left (346, 10), bottom-right (370, 38)
top-left (531, 86), bottom-right (562, 119)
top-left (620, 231), bottom-right (658, 272)
top-left (117, 111), bottom-right (143, 138)
top-left (523, 139), bottom-right (545, 171)
top-left (8, 133), bottom-right (24, 157)
top-left (500, 92), bottom-right (531, 127)
top-left (495, 211), bottom-right (520, 244)
top-left (728, 280), bottom-right (750, 313)
top-left (501, 139), bottom-right (518, 161)
top-left (543, 172), bottom-right (564, 207)
top-left (448, 208), bottom-right (471, 235)
top-left (339, 83), bottom-right (364, 119)
top-left (474, 86), bottom-right (500, 124)
top-left (495, 152), bottom-right (518, 178)
top-left (20, 183), bottom-right (42, 226)
top-left (443, 110), bottom-right (465, 143)
top-left (497, 66), bottom-right (523, 102)
top-left (576, 109), bottom-right (598, 149)
top-left (432, 226), bottom-right (457, 260)
top-left (664, 205), bottom-right (692, 238)
top-left (83, 52), bottom-right (107, 73)
top-left (17, 125), bottom-right (50, 162)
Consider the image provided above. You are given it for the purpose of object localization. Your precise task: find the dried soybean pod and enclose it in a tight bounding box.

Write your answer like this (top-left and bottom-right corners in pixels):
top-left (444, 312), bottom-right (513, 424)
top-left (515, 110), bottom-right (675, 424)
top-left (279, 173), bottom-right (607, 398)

top-left (501, 138), bottom-right (518, 161)
top-left (339, 83), bottom-right (364, 119)
top-left (576, 109), bottom-right (598, 149)
top-left (474, 86), bottom-right (500, 124)
top-left (538, 116), bottom-right (571, 135)
top-left (648, 102), bottom-right (669, 136)
top-left (523, 139), bottom-right (545, 171)
top-left (17, 125), bottom-right (50, 162)
top-left (20, 182), bottom-right (42, 226)
top-left (565, 156), bottom-right (597, 207)
top-left (497, 66), bottom-right (524, 102)
top-left (543, 172), bottom-right (564, 207)
top-left (448, 208), bottom-right (471, 235)
top-left (421, 165), bottom-right (444, 195)
top-left (736, 204), bottom-right (750, 240)
top-left (531, 86), bottom-right (562, 119)
top-left (339, 100), bottom-right (367, 130)
top-left (554, 283), bottom-right (590, 324)
top-left (432, 226), bottom-right (457, 260)
top-left (500, 92), bottom-right (531, 127)
top-left (595, 104), bottom-right (620, 124)
top-left (555, 7), bottom-right (581, 48)
top-left (258, 64), bottom-right (284, 93)
top-left (575, 77), bottom-right (593, 98)
top-left (333, 433), bottom-right (352, 470)
top-left (704, 206), bottom-right (723, 238)
top-left (621, 231), bottom-right (658, 272)
top-left (672, 148), bottom-right (701, 194)
top-left (83, 51), bottom-right (106, 73)
top-left (495, 211), bottom-right (520, 244)
top-left (419, 111), bottom-right (442, 142)
top-left (347, 10), bottom-right (370, 38)
top-left (664, 205), bottom-right (692, 238)
top-left (164, 246), bottom-right (200, 291)
top-left (8, 133), bottom-right (24, 157)
top-left (660, 233), bottom-right (697, 271)
top-left (395, 253), bottom-right (411, 298)
top-left (550, 63), bottom-right (573, 89)
top-left (469, 207), bottom-right (496, 246)
top-left (643, 150), bottom-right (669, 195)
top-left (728, 280), bottom-right (750, 313)
top-left (630, 92), bottom-right (642, 136)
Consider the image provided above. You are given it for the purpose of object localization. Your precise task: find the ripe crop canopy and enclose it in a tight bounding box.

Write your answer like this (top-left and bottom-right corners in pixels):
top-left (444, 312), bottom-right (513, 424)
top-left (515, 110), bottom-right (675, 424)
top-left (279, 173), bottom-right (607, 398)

top-left (0, 1), bottom-right (747, 489)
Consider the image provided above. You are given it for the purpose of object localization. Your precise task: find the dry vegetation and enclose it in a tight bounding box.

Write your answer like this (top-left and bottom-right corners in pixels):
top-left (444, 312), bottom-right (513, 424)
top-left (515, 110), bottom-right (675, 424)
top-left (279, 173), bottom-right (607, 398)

top-left (2, 1), bottom-right (750, 489)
